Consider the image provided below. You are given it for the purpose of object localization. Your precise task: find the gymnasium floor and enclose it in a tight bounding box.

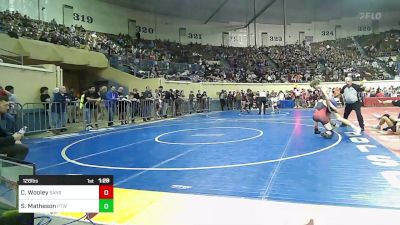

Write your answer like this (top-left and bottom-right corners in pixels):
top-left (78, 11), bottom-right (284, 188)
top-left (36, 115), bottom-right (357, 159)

top-left (26, 108), bottom-right (400, 225)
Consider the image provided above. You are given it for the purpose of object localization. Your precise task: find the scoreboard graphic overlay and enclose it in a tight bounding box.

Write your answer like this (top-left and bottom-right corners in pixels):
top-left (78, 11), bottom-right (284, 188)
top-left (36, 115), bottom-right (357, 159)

top-left (18, 175), bottom-right (113, 213)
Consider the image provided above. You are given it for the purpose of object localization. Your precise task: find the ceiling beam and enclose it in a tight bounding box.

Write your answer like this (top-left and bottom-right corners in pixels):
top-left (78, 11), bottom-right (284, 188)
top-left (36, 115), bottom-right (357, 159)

top-left (204, 0), bottom-right (229, 24)
top-left (243, 0), bottom-right (278, 28)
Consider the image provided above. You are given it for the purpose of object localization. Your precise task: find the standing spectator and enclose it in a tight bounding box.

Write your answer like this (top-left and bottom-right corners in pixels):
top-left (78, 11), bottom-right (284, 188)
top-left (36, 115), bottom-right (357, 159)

top-left (293, 87), bottom-right (301, 108)
top-left (154, 88), bottom-right (162, 119)
top-left (128, 88), bottom-right (140, 123)
top-left (83, 86), bottom-right (101, 130)
top-left (40, 87), bottom-right (51, 129)
top-left (227, 91), bottom-right (234, 110)
top-left (162, 88), bottom-right (173, 118)
top-left (51, 86), bottom-right (70, 133)
top-left (174, 90), bottom-right (184, 116)
top-left (240, 90), bottom-right (247, 112)
top-left (234, 90), bottom-right (241, 110)
top-left (202, 91), bottom-right (208, 112)
top-left (0, 96), bottom-right (28, 160)
top-left (98, 86), bottom-right (108, 121)
top-left (301, 89), bottom-right (307, 107)
top-left (188, 90), bottom-right (195, 114)
top-left (142, 86), bottom-right (153, 121)
top-left (105, 86), bottom-right (118, 126)
top-left (247, 89), bottom-right (254, 111)
top-left (304, 90), bottom-right (312, 107)
top-left (117, 87), bottom-right (128, 124)
top-left (158, 86), bottom-right (167, 118)
top-left (196, 90), bottom-right (202, 112)
top-left (340, 77), bottom-right (366, 131)
top-left (219, 90), bottom-right (226, 111)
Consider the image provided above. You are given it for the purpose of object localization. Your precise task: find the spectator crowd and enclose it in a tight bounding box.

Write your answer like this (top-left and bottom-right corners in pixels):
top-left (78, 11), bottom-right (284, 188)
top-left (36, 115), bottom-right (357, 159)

top-left (1, 10), bottom-right (399, 84)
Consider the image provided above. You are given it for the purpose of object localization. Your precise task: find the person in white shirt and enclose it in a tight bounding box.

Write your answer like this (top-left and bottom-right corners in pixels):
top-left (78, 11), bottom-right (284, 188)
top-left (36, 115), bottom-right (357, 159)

top-left (293, 88), bottom-right (301, 108)
top-left (278, 91), bottom-right (285, 101)
top-left (258, 90), bottom-right (267, 115)
top-left (270, 95), bottom-right (279, 113)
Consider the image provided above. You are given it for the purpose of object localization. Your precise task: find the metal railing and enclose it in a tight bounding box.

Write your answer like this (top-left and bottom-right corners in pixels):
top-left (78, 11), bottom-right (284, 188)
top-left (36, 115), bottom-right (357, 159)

top-left (20, 101), bottom-right (81, 133)
top-left (5, 98), bottom-right (213, 134)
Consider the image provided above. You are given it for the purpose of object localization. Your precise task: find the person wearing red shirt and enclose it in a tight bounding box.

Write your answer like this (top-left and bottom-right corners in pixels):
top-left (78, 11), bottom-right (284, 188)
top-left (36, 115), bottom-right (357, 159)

top-left (375, 91), bottom-right (384, 97)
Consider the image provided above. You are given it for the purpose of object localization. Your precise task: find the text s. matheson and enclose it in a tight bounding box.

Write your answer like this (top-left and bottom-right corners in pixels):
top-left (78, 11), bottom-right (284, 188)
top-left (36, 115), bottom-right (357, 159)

top-left (27, 203), bottom-right (57, 209)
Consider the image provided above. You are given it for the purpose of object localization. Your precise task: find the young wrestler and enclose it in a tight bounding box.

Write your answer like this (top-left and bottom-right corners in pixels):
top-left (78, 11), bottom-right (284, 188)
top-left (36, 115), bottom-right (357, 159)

top-left (270, 94), bottom-right (279, 113)
top-left (371, 99), bottom-right (400, 134)
top-left (311, 81), bottom-right (361, 138)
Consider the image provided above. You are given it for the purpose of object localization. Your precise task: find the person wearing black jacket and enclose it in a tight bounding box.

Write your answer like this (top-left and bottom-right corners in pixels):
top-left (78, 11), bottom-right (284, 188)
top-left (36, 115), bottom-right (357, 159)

top-left (340, 77), bottom-right (366, 131)
top-left (40, 87), bottom-right (51, 129)
top-left (0, 96), bottom-right (28, 160)
top-left (128, 89), bottom-right (141, 123)
top-left (196, 90), bottom-right (202, 112)
top-left (219, 90), bottom-right (226, 111)
top-left (141, 86), bottom-right (153, 121)
top-left (163, 89), bottom-right (175, 117)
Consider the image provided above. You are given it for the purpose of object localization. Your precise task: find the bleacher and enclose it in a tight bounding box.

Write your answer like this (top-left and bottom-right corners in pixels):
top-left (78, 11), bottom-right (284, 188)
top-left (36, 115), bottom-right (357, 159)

top-left (1, 10), bottom-right (399, 83)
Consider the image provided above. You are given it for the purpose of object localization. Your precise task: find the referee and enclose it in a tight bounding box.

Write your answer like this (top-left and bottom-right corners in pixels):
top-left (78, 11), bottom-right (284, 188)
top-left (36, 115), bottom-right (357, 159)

top-left (258, 90), bottom-right (267, 115)
top-left (340, 77), bottom-right (365, 131)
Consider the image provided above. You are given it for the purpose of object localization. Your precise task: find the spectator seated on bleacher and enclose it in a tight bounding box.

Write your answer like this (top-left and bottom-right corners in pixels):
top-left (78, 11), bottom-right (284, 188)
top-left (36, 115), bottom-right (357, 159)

top-left (0, 10), bottom-right (396, 84)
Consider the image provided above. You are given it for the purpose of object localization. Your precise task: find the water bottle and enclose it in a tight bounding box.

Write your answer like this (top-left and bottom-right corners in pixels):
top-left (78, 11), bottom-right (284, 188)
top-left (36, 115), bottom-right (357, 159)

top-left (18, 126), bottom-right (28, 135)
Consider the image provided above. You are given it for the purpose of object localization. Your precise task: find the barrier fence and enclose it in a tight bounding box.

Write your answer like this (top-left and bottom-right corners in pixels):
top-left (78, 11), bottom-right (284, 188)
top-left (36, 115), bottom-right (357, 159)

top-left (0, 98), bottom-right (212, 134)
top-left (3, 96), bottom-right (349, 134)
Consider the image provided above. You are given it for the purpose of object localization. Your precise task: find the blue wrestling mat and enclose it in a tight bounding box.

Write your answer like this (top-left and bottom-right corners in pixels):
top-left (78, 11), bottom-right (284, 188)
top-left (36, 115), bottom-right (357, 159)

top-left (25, 109), bottom-right (400, 209)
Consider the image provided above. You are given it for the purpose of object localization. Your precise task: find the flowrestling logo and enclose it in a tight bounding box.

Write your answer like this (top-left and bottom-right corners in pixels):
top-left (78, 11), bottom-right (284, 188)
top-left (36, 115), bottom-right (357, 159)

top-left (345, 131), bottom-right (400, 189)
top-left (359, 12), bottom-right (382, 20)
